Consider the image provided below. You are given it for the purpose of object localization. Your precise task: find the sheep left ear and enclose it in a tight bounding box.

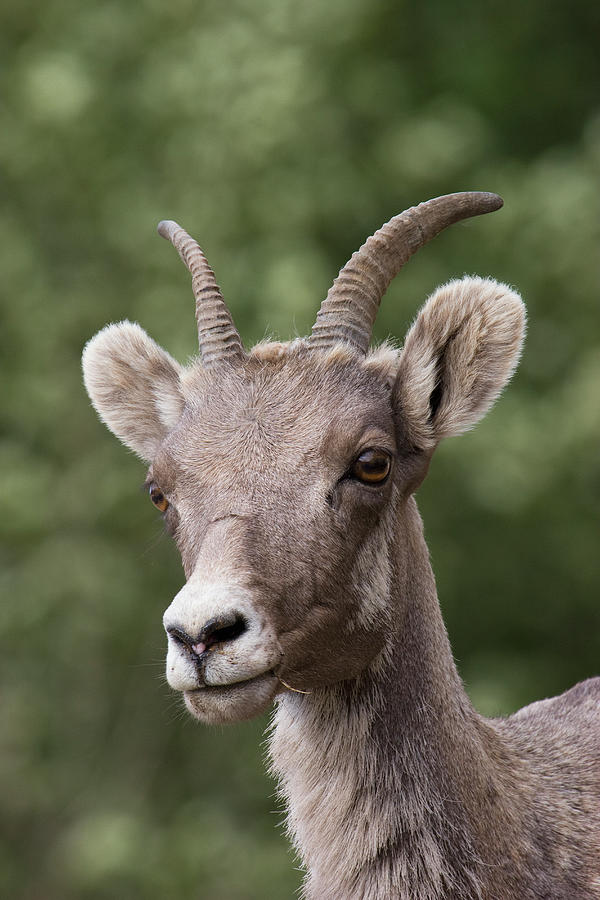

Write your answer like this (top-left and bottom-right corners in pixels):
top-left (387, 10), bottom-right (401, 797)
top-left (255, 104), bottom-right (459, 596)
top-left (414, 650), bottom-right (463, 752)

top-left (393, 277), bottom-right (526, 451)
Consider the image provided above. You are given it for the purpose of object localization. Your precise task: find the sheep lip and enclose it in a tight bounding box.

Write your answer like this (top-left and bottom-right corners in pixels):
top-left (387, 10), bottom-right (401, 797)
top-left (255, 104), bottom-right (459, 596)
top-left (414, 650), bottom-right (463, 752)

top-left (187, 670), bottom-right (275, 694)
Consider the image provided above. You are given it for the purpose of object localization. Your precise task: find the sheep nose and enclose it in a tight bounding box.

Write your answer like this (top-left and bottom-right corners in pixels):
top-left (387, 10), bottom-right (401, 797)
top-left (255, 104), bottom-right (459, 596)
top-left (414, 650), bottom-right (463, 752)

top-left (166, 613), bottom-right (248, 656)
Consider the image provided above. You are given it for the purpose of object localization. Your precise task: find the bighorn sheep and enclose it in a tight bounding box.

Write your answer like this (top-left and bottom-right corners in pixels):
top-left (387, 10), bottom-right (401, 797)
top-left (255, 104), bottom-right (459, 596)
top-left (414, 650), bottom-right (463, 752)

top-left (83, 192), bottom-right (600, 900)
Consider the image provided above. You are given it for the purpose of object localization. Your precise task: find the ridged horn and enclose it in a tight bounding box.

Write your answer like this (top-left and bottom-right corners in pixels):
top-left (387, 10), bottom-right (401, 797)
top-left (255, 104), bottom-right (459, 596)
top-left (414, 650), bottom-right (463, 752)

top-left (308, 191), bottom-right (503, 355)
top-left (157, 220), bottom-right (245, 368)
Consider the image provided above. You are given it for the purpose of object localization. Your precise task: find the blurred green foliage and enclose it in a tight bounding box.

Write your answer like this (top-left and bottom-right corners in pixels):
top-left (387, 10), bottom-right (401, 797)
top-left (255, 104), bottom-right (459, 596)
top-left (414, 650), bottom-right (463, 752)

top-left (1, 0), bottom-right (599, 896)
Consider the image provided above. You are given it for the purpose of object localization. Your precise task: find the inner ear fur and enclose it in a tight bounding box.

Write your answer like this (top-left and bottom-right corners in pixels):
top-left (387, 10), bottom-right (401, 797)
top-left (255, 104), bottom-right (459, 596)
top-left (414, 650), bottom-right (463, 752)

top-left (394, 277), bottom-right (526, 451)
top-left (82, 321), bottom-right (185, 461)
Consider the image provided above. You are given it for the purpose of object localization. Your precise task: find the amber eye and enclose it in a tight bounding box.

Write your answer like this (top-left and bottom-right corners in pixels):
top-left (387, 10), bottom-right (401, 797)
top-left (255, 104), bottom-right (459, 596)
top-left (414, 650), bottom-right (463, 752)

top-left (149, 485), bottom-right (169, 512)
top-left (351, 449), bottom-right (391, 484)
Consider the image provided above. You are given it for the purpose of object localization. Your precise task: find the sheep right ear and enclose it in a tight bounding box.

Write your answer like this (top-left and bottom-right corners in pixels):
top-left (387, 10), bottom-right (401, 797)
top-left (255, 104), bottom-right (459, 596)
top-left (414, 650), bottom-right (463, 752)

top-left (82, 322), bottom-right (185, 462)
top-left (393, 277), bottom-right (526, 452)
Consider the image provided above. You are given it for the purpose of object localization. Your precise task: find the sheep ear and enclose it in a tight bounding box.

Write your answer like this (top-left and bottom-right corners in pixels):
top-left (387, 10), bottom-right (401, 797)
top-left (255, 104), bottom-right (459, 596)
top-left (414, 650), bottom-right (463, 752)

top-left (82, 322), bottom-right (185, 462)
top-left (393, 277), bottom-right (526, 451)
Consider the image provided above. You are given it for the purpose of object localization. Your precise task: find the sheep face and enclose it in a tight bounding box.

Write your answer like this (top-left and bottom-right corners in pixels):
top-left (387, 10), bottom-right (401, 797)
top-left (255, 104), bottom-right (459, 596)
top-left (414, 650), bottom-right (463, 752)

top-left (149, 345), bottom-right (408, 723)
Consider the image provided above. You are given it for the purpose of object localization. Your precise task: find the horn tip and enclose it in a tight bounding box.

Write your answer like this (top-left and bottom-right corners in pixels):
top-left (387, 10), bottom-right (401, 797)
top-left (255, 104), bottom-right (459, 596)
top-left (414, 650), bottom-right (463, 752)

top-left (157, 219), bottom-right (179, 241)
top-left (477, 191), bottom-right (503, 212)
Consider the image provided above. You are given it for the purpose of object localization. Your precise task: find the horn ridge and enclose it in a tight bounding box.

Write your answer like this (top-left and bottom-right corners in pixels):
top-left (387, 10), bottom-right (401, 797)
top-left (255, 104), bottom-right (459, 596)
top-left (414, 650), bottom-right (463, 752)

top-left (157, 220), bottom-right (245, 367)
top-left (309, 192), bottom-right (503, 355)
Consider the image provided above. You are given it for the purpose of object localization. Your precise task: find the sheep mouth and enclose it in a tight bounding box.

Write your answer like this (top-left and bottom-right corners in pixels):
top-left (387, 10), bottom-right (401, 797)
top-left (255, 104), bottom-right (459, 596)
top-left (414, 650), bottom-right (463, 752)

top-left (187, 669), bottom-right (276, 695)
top-left (183, 671), bottom-right (279, 723)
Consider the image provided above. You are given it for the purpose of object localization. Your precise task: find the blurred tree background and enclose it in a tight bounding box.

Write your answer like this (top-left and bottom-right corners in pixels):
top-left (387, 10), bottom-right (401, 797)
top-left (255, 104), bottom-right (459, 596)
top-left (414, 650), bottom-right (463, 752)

top-left (1, 0), bottom-right (599, 896)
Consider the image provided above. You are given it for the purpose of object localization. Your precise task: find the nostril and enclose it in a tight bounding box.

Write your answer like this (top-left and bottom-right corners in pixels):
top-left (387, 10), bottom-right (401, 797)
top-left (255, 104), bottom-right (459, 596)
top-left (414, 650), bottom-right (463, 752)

top-left (167, 626), bottom-right (193, 648)
top-left (167, 615), bottom-right (248, 657)
top-left (203, 614), bottom-right (247, 649)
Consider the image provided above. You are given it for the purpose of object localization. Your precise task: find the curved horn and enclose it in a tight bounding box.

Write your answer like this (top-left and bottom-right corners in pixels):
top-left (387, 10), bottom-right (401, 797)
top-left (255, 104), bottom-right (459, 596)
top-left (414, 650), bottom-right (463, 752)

top-left (308, 192), bottom-right (503, 355)
top-left (158, 220), bottom-right (245, 368)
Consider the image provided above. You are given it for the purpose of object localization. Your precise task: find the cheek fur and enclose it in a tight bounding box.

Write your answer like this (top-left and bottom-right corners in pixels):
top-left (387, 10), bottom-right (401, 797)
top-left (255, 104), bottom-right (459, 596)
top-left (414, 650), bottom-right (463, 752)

top-left (270, 507), bottom-right (394, 690)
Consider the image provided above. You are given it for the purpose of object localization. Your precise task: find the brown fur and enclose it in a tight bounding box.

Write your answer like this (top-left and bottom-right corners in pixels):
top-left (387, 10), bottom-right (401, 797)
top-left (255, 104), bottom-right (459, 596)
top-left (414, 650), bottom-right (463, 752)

top-left (83, 272), bottom-right (599, 899)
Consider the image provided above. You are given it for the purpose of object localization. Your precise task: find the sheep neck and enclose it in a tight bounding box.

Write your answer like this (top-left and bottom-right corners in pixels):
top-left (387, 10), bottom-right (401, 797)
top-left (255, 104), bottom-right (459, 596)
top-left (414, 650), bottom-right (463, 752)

top-left (268, 498), bottom-right (528, 900)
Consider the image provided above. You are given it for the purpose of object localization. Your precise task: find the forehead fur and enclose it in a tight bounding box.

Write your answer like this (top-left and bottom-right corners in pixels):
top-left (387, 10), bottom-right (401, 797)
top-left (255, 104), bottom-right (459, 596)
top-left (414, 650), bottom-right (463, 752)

top-left (180, 339), bottom-right (397, 421)
top-left (160, 340), bottom-right (398, 482)
top-left (178, 338), bottom-right (400, 418)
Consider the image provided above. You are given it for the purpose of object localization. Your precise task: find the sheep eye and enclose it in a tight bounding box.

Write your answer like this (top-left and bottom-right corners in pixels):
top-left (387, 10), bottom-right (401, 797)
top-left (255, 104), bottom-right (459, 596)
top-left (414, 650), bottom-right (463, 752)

top-left (351, 449), bottom-right (391, 484)
top-left (149, 485), bottom-right (169, 512)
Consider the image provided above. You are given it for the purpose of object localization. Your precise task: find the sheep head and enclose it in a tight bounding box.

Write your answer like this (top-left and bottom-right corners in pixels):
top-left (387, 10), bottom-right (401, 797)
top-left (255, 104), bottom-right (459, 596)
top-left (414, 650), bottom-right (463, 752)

top-left (82, 193), bottom-right (525, 724)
